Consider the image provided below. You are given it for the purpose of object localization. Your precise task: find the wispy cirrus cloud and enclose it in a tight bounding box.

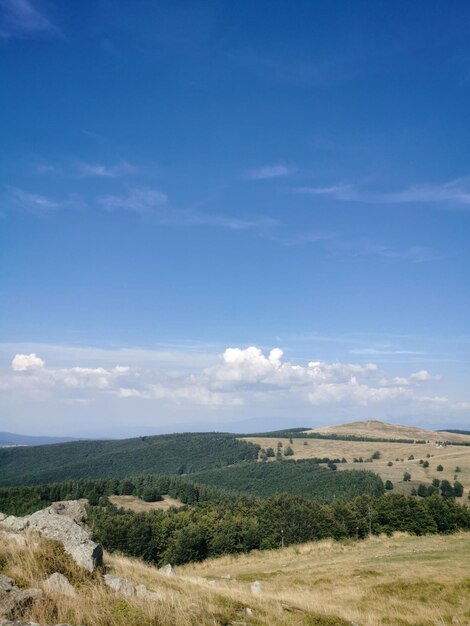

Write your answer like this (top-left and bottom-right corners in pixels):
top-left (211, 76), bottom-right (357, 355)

top-left (98, 186), bottom-right (276, 231)
top-left (296, 178), bottom-right (470, 208)
top-left (0, 0), bottom-right (62, 39)
top-left (7, 187), bottom-right (84, 215)
top-left (98, 187), bottom-right (168, 216)
top-left (78, 161), bottom-right (137, 178)
top-left (274, 229), bottom-right (436, 263)
top-left (246, 164), bottom-right (296, 180)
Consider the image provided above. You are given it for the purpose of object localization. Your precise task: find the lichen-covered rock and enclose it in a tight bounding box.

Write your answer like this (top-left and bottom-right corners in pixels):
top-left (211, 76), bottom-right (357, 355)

top-left (0, 575), bottom-right (43, 620)
top-left (103, 574), bottom-right (136, 596)
top-left (0, 502), bottom-right (103, 572)
top-left (44, 573), bottom-right (76, 597)
top-left (159, 564), bottom-right (175, 577)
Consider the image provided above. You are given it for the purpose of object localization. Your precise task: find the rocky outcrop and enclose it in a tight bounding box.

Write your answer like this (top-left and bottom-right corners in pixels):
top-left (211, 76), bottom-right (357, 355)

top-left (44, 573), bottom-right (76, 597)
top-left (0, 502), bottom-right (102, 572)
top-left (0, 575), bottom-right (43, 620)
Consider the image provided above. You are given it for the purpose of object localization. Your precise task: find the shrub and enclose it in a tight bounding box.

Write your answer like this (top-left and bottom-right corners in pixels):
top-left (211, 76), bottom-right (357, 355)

top-left (422, 460), bottom-right (429, 468)
top-left (385, 480), bottom-right (394, 490)
top-left (437, 465), bottom-right (444, 472)
top-left (403, 472), bottom-right (411, 482)
top-left (387, 461), bottom-right (393, 466)
top-left (371, 451), bottom-right (381, 459)
top-left (408, 454), bottom-right (414, 460)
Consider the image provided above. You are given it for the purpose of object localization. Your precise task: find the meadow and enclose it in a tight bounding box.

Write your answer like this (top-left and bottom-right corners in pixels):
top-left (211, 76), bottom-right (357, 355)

top-left (2, 528), bottom-right (469, 626)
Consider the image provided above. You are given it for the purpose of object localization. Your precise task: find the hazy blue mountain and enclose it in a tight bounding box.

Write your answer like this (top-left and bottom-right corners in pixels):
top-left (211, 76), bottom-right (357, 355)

top-left (0, 432), bottom-right (84, 447)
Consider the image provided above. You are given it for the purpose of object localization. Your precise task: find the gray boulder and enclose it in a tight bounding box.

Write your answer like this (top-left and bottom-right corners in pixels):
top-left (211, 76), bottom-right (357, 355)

top-left (103, 574), bottom-right (135, 596)
top-left (159, 564), bottom-right (175, 577)
top-left (44, 573), bottom-right (76, 597)
top-left (0, 575), bottom-right (43, 620)
top-left (250, 580), bottom-right (261, 594)
top-left (0, 502), bottom-right (103, 572)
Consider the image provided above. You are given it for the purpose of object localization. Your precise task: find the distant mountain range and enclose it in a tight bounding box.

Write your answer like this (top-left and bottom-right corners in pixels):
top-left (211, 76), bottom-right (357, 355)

top-left (0, 432), bottom-right (84, 447)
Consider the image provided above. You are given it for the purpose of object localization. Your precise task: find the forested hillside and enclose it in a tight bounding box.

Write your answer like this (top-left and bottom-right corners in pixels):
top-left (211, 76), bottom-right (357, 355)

top-left (0, 433), bottom-right (260, 486)
top-left (192, 459), bottom-right (385, 501)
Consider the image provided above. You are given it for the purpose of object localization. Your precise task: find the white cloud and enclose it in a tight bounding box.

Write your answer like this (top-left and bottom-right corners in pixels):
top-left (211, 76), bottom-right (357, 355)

top-left (1, 345), bottom-right (465, 418)
top-left (246, 164), bottom-right (295, 180)
top-left (11, 353), bottom-right (45, 371)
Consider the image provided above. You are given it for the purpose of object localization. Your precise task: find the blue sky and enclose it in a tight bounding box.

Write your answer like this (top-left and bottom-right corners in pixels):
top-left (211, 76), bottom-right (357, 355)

top-left (1, 0), bottom-right (469, 436)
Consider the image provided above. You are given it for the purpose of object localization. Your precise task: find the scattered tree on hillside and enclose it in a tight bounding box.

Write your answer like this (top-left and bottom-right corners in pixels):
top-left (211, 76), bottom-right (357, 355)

top-left (385, 480), bottom-right (394, 490)
top-left (284, 446), bottom-right (294, 457)
top-left (437, 465), bottom-right (444, 472)
top-left (403, 472), bottom-right (412, 482)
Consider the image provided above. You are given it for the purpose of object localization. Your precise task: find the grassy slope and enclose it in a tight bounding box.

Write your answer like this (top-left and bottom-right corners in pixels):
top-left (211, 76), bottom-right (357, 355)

top-left (2, 528), bottom-right (469, 626)
top-left (0, 433), bottom-right (259, 486)
top-left (242, 436), bottom-right (470, 495)
top-left (108, 494), bottom-right (184, 512)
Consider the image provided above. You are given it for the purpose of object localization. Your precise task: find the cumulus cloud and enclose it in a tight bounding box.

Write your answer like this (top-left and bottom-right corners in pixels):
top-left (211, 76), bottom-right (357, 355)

top-left (11, 353), bottom-right (45, 371)
top-left (1, 346), bottom-right (460, 414)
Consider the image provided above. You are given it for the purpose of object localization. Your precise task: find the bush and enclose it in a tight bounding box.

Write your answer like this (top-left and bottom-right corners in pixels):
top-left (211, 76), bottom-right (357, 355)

top-left (408, 454), bottom-right (414, 460)
top-left (371, 451), bottom-right (381, 459)
top-left (422, 460), bottom-right (429, 468)
top-left (417, 484), bottom-right (427, 497)
top-left (403, 472), bottom-right (411, 482)
top-left (454, 481), bottom-right (464, 497)
top-left (387, 461), bottom-right (393, 467)
top-left (437, 465), bottom-right (444, 472)
top-left (385, 480), bottom-right (394, 490)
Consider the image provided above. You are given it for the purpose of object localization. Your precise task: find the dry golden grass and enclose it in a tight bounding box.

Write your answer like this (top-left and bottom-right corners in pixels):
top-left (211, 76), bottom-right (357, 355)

top-left (108, 494), bottom-right (183, 512)
top-left (242, 436), bottom-right (470, 496)
top-left (182, 532), bottom-right (470, 626)
top-left (0, 532), bottom-right (349, 626)
top-left (1, 528), bottom-right (469, 625)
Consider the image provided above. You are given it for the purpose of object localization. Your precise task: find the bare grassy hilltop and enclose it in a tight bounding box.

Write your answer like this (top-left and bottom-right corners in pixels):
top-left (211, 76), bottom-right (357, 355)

top-left (1, 528), bottom-right (469, 626)
top-left (242, 420), bottom-right (470, 498)
top-left (305, 419), bottom-right (470, 444)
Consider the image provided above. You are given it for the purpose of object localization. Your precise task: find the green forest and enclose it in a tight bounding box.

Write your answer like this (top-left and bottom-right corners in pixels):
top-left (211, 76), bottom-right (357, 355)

top-left (0, 433), bottom-right (260, 486)
top-left (192, 459), bottom-right (385, 501)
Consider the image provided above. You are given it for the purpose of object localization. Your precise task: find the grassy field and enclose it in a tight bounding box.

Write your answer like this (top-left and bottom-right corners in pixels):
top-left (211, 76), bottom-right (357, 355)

top-left (2, 527), bottom-right (469, 626)
top-left (108, 494), bottom-right (183, 512)
top-left (242, 436), bottom-right (470, 496)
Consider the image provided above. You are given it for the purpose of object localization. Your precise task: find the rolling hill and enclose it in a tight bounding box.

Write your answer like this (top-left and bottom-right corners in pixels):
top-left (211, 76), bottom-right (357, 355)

top-left (305, 419), bottom-right (470, 443)
top-left (0, 433), bottom-right (260, 486)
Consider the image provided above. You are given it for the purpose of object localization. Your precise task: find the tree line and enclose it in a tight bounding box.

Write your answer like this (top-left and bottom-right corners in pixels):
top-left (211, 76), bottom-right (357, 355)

top-left (86, 492), bottom-right (470, 566)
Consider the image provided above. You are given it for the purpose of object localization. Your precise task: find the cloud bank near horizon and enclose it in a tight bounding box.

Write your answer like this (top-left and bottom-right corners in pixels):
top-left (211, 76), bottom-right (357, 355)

top-left (1, 345), bottom-right (467, 436)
